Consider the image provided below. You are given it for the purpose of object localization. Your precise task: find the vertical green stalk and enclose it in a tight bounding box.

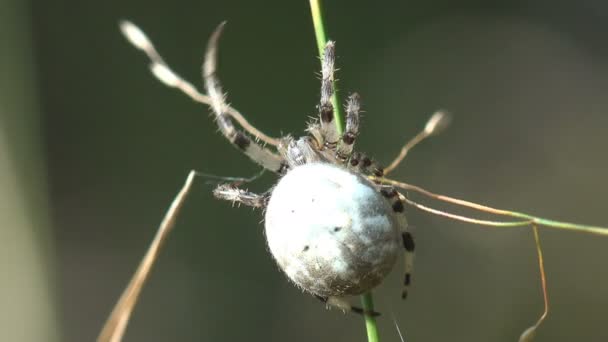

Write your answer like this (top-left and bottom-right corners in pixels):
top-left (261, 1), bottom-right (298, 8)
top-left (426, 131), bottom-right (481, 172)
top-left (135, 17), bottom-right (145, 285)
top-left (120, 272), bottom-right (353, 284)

top-left (309, 2), bottom-right (380, 342)
top-left (309, 0), bottom-right (344, 134)
top-left (360, 293), bottom-right (381, 342)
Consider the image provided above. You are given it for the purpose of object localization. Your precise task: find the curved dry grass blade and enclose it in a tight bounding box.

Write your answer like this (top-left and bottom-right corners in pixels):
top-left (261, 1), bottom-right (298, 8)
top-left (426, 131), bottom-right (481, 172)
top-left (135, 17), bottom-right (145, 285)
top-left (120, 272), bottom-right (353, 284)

top-left (374, 176), bottom-right (512, 215)
top-left (399, 191), bottom-right (551, 341)
top-left (398, 193), bottom-right (532, 227)
top-left (119, 21), bottom-right (280, 146)
top-left (384, 110), bottom-right (451, 175)
top-left (97, 171), bottom-right (198, 342)
top-left (375, 176), bottom-right (608, 236)
top-left (519, 224), bottom-right (549, 342)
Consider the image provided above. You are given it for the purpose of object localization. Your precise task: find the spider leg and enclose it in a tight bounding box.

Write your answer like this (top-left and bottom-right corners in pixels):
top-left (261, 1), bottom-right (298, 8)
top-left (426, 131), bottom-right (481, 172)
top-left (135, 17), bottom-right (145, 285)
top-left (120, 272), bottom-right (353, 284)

top-left (336, 93), bottom-right (360, 161)
top-left (317, 41), bottom-right (340, 147)
top-left (315, 295), bottom-right (381, 316)
top-left (380, 187), bottom-right (414, 299)
top-left (203, 22), bottom-right (285, 173)
top-left (349, 151), bottom-right (384, 178)
top-left (119, 21), bottom-right (280, 147)
top-left (213, 184), bottom-right (268, 208)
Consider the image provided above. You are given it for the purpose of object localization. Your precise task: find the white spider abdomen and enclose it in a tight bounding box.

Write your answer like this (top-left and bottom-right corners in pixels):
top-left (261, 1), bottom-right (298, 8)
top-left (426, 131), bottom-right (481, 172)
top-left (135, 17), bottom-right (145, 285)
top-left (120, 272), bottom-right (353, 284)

top-left (265, 163), bottom-right (401, 297)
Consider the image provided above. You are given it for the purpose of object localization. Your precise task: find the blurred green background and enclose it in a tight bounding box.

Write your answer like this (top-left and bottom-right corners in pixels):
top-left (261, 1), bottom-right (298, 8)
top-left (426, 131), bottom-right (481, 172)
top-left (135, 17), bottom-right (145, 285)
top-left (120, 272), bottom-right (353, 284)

top-left (2, 0), bottom-right (608, 341)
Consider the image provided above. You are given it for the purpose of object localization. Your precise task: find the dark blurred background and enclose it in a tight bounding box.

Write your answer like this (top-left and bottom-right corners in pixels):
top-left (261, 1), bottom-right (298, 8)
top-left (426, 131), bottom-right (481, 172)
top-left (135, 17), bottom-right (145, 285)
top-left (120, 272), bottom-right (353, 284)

top-left (2, 0), bottom-right (608, 341)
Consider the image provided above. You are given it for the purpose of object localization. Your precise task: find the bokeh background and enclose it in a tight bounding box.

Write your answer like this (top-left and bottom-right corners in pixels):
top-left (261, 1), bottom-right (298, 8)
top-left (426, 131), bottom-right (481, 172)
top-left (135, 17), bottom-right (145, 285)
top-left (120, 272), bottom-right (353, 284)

top-left (3, 0), bottom-right (608, 341)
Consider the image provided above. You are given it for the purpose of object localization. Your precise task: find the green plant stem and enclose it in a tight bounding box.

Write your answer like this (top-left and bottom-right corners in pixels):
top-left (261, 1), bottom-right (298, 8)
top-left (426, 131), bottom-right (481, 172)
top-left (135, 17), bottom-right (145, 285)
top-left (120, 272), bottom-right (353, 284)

top-left (309, 2), bottom-right (379, 342)
top-left (361, 293), bottom-right (380, 342)
top-left (376, 176), bottom-right (608, 236)
top-left (309, 0), bottom-right (344, 134)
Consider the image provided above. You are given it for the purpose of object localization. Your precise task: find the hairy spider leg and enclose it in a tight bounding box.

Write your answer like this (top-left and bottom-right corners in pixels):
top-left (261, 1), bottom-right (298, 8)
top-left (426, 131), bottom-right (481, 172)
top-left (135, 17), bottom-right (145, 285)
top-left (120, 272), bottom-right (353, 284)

top-left (213, 184), bottom-right (268, 208)
top-left (349, 151), bottom-right (384, 178)
top-left (203, 22), bottom-right (285, 173)
top-left (119, 20), bottom-right (281, 147)
top-left (336, 93), bottom-right (360, 161)
top-left (318, 41), bottom-right (340, 147)
top-left (380, 187), bottom-right (414, 299)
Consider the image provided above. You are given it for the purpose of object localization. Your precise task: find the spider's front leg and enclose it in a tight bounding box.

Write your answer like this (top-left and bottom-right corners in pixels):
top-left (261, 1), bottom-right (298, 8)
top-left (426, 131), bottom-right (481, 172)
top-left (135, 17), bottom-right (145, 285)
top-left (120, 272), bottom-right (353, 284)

top-left (313, 44), bottom-right (361, 162)
top-left (336, 93), bottom-right (360, 161)
top-left (213, 184), bottom-right (268, 208)
top-left (317, 41), bottom-right (340, 147)
top-left (380, 187), bottom-right (415, 299)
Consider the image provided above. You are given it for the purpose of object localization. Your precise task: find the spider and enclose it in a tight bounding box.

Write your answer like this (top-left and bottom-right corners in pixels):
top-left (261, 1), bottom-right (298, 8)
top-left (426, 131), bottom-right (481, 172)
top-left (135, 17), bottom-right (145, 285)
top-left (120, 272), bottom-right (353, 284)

top-left (202, 23), bottom-right (419, 314)
top-left (99, 20), bottom-right (450, 341)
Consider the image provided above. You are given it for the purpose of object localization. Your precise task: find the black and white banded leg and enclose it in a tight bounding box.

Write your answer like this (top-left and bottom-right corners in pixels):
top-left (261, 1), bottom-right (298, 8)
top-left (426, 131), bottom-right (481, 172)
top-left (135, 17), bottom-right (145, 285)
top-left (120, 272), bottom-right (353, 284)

top-left (349, 151), bottom-right (384, 178)
top-left (336, 93), bottom-right (360, 161)
top-left (380, 187), bottom-right (415, 299)
top-left (315, 295), bottom-right (381, 317)
top-left (318, 41), bottom-right (339, 147)
top-left (204, 23), bottom-right (284, 173)
top-left (119, 21), bottom-right (281, 149)
top-left (213, 184), bottom-right (268, 208)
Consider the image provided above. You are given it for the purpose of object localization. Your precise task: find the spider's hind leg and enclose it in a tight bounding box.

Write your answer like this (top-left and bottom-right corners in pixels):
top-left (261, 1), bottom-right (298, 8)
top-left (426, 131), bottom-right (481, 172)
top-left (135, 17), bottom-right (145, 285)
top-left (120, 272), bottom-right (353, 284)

top-left (203, 23), bottom-right (285, 173)
top-left (315, 295), bottom-right (381, 317)
top-left (380, 187), bottom-right (415, 300)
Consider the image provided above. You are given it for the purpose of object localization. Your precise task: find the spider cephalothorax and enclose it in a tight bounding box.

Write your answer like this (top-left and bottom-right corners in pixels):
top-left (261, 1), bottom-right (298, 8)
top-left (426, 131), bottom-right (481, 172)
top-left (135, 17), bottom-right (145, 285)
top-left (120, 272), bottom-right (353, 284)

top-left (118, 20), bottom-right (449, 316)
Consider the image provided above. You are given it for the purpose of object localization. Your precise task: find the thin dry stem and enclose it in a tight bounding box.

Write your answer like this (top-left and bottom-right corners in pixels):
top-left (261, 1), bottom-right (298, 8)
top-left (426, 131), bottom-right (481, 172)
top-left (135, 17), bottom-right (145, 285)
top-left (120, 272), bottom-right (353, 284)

top-left (390, 180), bottom-right (552, 341)
top-left (398, 193), bottom-right (531, 227)
top-left (519, 224), bottom-right (549, 342)
top-left (119, 21), bottom-right (280, 146)
top-left (384, 110), bottom-right (451, 175)
top-left (377, 177), bottom-right (514, 216)
top-left (376, 176), bottom-right (608, 236)
top-left (97, 171), bottom-right (198, 342)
